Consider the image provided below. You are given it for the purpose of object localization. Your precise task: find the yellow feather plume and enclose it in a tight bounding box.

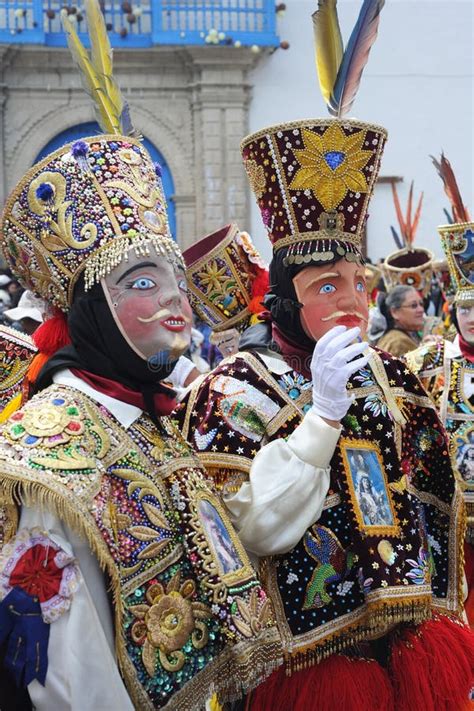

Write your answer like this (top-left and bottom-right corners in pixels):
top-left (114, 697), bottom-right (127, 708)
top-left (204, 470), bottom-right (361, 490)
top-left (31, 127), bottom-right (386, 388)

top-left (61, 4), bottom-right (127, 135)
top-left (312, 0), bottom-right (343, 104)
top-left (84, 0), bottom-right (123, 118)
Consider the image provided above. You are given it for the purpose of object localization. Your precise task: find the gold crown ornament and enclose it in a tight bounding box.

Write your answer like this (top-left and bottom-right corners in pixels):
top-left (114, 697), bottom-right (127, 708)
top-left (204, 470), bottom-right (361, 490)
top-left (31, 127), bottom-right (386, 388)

top-left (241, 0), bottom-right (387, 265)
top-left (382, 181), bottom-right (433, 297)
top-left (183, 224), bottom-right (268, 332)
top-left (438, 223), bottom-right (474, 305)
top-left (432, 153), bottom-right (472, 305)
top-left (0, 2), bottom-right (181, 312)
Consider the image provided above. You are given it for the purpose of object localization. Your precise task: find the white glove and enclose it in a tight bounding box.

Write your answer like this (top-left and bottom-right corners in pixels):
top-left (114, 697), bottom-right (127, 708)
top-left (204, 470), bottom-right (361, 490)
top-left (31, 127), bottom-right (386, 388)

top-left (310, 325), bottom-right (370, 422)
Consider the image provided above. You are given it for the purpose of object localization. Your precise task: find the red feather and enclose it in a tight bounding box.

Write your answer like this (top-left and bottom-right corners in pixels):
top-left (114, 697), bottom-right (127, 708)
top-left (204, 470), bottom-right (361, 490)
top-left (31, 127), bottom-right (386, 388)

top-left (431, 152), bottom-right (470, 223)
top-left (391, 181), bottom-right (423, 248)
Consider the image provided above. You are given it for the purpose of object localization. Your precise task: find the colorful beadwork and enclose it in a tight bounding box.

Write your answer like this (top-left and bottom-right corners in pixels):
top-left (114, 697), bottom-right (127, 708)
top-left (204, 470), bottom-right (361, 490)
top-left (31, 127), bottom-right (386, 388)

top-left (240, 119), bottom-right (387, 256)
top-left (0, 136), bottom-right (182, 311)
top-left (0, 384), bottom-right (281, 709)
top-left (178, 347), bottom-right (463, 668)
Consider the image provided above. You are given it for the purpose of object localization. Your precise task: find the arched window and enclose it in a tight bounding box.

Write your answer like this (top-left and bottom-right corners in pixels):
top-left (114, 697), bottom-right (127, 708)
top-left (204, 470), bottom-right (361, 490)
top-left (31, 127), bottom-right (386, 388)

top-left (34, 122), bottom-right (177, 239)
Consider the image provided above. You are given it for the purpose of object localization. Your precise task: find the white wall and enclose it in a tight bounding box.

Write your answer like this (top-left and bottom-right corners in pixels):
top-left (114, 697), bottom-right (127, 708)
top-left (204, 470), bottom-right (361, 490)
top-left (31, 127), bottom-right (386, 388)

top-left (248, 0), bottom-right (474, 263)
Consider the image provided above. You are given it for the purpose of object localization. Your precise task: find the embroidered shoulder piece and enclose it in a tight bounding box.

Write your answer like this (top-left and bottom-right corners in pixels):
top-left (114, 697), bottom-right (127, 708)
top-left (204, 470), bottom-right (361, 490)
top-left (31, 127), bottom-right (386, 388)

top-left (0, 384), bottom-right (112, 506)
top-left (0, 325), bottom-right (36, 422)
top-left (405, 338), bottom-right (445, 377)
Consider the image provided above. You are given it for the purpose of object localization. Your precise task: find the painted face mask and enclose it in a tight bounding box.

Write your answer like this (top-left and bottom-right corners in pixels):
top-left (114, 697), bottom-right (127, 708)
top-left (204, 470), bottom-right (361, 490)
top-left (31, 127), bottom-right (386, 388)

top-left (102, 249), bottom-right (193, 366)
top-left (292, 259), bottom-right (369, 342)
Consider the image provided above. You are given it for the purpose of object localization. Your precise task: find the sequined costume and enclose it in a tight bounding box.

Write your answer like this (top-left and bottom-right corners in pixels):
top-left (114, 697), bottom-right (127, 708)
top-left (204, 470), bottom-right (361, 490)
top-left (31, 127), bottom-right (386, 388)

top-left (0, 5), bottom-right (281, 707)
top-left (178, 1), bottom-right (473, 705)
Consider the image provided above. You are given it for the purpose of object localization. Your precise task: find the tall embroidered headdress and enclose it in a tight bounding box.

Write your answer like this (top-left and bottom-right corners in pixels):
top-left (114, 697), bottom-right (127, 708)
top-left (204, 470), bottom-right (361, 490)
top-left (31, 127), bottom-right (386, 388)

top-left (0, 1), bottom-right (182, 312)
top-left (241, 0), bottom-right (387, 264)
top-left (382, 181), bottom-right (434, 297)
top-left (183, 224), bottom-right (268, 332)
top-left (433, 153), bottom-right (473, 305)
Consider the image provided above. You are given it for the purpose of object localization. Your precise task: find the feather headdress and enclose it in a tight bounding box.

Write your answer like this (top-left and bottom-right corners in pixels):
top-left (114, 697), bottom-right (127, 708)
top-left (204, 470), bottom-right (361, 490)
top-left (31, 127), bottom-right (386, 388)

top-left (431, 152), bottom-right (470, 224)
top-left (390, 181), bottom-right (424, 250)
top-left (313, 0), bottom-right (385, 117)
top-left (61, 0), bottom-right (134, 136)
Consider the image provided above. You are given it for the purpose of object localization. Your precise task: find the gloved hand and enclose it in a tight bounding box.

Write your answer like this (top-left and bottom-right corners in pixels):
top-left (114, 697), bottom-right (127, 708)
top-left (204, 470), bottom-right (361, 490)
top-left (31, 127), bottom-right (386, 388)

top-left (310, 325), bottom-right (370, 422)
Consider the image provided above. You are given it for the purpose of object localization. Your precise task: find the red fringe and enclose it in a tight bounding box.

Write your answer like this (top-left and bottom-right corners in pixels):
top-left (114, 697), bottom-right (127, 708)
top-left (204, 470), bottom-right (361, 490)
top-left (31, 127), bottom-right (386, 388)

top-left (32, 310), bottom-right (70, 356)
top-left (251, 654), bottom-right (394, 711)
top-left (390, 615), bottom-right (474, 711)
top-left (465, 542), bottom-right (474, 627)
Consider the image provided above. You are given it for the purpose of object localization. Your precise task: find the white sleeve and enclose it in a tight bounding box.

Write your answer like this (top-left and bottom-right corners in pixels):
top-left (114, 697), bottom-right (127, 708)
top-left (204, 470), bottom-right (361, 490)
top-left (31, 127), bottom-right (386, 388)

top-left (17, 507), bottom-right (134, 711)
top-left (223, 410), bottom-right (340, 556)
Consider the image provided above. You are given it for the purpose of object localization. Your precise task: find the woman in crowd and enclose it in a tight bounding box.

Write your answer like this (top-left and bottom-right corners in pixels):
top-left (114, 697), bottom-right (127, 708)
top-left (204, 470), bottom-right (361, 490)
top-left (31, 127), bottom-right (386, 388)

top-left (375, 284), bottom-right (425, 356)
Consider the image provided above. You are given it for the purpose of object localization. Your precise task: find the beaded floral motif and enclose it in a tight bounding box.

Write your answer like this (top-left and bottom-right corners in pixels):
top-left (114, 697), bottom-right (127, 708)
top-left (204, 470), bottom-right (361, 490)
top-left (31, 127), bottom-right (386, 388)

top-left (290, 124), bottom-right (372, 211)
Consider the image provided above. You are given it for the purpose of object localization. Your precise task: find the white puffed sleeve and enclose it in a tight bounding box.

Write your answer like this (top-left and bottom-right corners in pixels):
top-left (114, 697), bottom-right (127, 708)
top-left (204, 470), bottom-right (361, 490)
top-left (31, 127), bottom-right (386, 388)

top-left (17, 507), bottom-right (134, 711)
top-left (223, 410), bottom-right (341, 556)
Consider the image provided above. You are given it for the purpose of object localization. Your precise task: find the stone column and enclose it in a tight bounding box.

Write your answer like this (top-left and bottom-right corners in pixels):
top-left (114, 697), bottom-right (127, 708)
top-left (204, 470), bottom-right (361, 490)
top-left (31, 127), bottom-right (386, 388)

top-left (186, 47), bottom-right (258, 240)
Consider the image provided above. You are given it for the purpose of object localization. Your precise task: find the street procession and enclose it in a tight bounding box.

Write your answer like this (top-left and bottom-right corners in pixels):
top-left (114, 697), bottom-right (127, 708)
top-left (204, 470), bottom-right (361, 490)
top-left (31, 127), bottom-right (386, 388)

top-left (0, 0), bottom-right (472, 709)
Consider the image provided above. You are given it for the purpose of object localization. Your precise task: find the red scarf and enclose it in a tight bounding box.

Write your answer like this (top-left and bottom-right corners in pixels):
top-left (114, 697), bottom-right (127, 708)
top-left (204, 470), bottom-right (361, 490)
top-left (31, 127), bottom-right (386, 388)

top-left (271, 323), bottom-right (313, 379)
top-left (70, 368), bottom-right (177, 416)
top-left (458, 334), bottom-right (474, 364)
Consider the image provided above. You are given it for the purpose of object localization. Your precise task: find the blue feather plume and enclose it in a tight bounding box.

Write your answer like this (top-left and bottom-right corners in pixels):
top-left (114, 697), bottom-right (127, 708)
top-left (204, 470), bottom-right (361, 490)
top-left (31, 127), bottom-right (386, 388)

top-left (390, 225), bottom-right (403, 250)
top-left (443, 208), bottom-right (454, 224)
top-left (328, 0), bottom-right (385, 117)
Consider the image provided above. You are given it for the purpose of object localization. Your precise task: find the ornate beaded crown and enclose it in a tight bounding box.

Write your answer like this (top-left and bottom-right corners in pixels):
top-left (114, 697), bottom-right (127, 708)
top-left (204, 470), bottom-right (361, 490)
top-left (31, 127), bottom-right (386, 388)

top-left (382, 247), bottom-right (434, 298)
top-left (241, 118), bottom-right (387, 265)
top-left (183, 224), bottom-right (268, 332)
top-left (438, 222), bottom-right (474, 305)
top-left (0, 136), bottom-right (182, 312)
top-left (382, 181), bottom-right (433, 297)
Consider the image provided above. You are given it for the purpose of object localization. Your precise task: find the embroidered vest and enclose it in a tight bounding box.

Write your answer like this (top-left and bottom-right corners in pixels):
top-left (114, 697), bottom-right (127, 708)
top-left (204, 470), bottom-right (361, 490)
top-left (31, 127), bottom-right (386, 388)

top-left (180, 348), bottom-right (464, 670)
top-left (0, 384), bottom-right (282, 709)
top-left (407, 339), bottom-right (474, 537)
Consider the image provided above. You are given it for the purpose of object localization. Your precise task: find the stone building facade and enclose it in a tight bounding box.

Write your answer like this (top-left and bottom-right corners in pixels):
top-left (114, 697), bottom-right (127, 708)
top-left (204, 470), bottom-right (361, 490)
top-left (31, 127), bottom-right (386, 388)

top-left (0, 44), bottom-right (264, 251)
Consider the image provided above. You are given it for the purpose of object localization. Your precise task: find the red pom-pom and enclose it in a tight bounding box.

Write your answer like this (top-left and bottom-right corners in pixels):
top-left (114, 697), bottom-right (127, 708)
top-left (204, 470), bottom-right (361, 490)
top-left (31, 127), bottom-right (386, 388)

top-left (32, 310), bottom-right (70, 356)
top-left (251, 654), bottom-right (394, 711)
top-left (390, 615), bottom-right (474, 711)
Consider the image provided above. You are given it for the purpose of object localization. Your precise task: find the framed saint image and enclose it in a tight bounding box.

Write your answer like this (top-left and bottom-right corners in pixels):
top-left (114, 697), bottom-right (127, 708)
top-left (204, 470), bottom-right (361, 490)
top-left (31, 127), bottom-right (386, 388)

top-left (340, 438), bottom-right (400, 536)
top-left (451, 422), bottom-right (474, 491)
top-left (197, 495), bottom-right (250, 583)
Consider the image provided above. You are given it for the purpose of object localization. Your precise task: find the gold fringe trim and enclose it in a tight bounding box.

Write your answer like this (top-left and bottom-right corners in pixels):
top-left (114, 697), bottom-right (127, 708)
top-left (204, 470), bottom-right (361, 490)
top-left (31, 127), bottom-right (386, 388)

top-left (83, 233), bottom-right (184, 291)
top-left (284, 595), bottom-right (433, 675)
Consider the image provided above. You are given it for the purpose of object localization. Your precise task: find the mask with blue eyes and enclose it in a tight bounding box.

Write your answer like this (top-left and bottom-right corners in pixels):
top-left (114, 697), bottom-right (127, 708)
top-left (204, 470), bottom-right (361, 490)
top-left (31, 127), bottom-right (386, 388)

top-left (102, 249), bottom-right (193, 363)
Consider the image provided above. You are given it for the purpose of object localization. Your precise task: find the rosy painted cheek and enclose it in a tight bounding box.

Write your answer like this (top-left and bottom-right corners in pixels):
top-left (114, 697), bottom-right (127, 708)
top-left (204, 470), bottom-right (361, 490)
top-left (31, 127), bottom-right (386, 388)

top-left (114, 295), bottom-right (157, 339)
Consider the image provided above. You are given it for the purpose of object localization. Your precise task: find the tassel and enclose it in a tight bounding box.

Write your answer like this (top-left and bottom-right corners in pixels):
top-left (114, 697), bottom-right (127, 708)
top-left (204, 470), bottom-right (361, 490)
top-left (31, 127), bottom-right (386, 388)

top-left (251, 654), bottom-right (394, 711)
top-left (390, 616), bottom-right (474, 711)
top-left (26, 353), bottom-right (50, 386)
top-left (248, 268), bottom-right (270, 316)
top-left (32, 311), bottom-right (70, 356)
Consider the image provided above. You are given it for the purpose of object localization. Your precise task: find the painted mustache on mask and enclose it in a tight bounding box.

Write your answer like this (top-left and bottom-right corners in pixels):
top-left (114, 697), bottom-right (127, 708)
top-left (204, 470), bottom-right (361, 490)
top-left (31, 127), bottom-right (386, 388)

top-left (321, 311), bottom-right (367, 322)
top-left (137, 309), bottom-right (184, 324)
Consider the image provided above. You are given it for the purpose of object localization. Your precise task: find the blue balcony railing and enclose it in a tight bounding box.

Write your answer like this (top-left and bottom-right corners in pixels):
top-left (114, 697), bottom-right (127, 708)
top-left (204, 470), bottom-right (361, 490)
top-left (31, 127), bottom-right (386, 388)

top-left (0, 0), bottom-right (279, 48)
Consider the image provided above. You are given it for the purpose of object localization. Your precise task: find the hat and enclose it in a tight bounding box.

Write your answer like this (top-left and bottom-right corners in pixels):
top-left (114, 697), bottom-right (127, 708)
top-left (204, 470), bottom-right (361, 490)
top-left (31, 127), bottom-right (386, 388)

top-left (0, 274), bottom-right (12, 287)
top-left (382, 182), bottom-right (433, 297)
top-left (183, 224), bottom-right (268, 332)
top-left (0, 136), bottom-right (181, 312)
top-left (432, 153), bottom-right (472, 305)
top-left (241, 0), bottom-right (386, 265)
top-left (4, 290), bottom-right (45, 324)
top-left (0, 7), bottom-right (181, 313)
